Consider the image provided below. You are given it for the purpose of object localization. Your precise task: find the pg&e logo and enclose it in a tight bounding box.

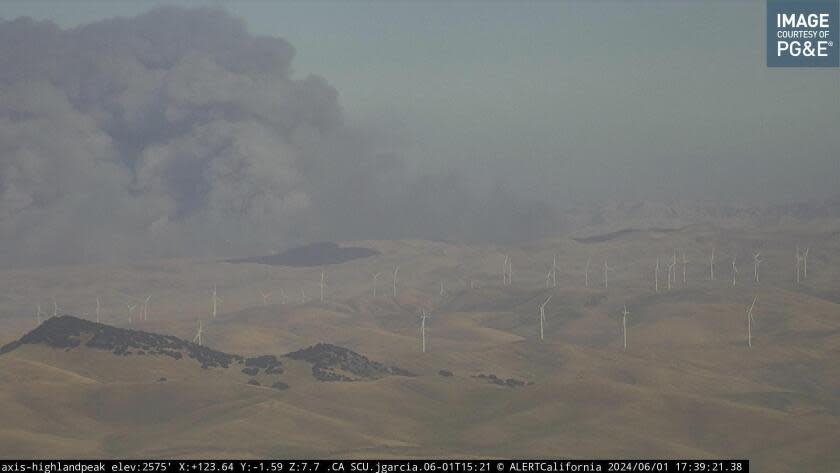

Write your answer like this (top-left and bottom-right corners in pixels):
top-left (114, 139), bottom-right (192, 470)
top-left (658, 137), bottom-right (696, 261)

top-left (767, 0), bottom-right (839, 67)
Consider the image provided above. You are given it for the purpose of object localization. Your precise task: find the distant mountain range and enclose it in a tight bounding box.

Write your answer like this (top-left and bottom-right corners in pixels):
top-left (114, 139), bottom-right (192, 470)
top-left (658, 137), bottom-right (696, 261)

top-left (564, 195), bottom-right (840, 238)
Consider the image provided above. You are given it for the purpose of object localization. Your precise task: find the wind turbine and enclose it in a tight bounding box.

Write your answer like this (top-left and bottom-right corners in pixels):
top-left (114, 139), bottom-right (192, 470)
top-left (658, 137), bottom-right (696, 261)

top-left (36, 305), bottom-right (43, 325)
top-left (300, 288), bottom-right (306, 304)
top-left (372, 272), bottom-right (381, 297)
top-left (795, 246), bottom-right (803, 284)
top-left (603, 258), bottom-right (614, 289)
top-left (803, 247), bottom-right (810, 279)
top-left (211, 285), bottom-right (221, 318)
top-left (732, 256), bottom-right (738, 287)
top-left (667, 257), bottom-right (676, 291)
top-left (622, 304), bottom-right (630, 351)
top-left (53, 300), bottom-right (59, 317)
top-left (753, 253), bottom-right (763, 283)
top-left (655, 257), bottom-right (660, 293)
top-left (440, 280), bottom-right (445, 296)
top-left (280, 288), bottom-right (287, 305)
top-left (393, 265), bottom-right (399, 298)
top-left (681, 250), bottom-right (689, 285)
top-left (585, 257), bottom-right (591, 288)
top-left (261, 291), bottom-right (272, 306)
top-left (539, 295), bottom-right (552, 341)
top-left (126, 303), bottom-right (136, 324)
top-left (545, 271), bottom-right (553, 288)
top-left (419, 309), bottom-right (429, 353)
top-left (746, 295), bottom-right (757, 348)
top-left (709, 247), bottom-right (716, 281)
top-left (95, 297), bottom-right (101, 323)
top-left (193, 317), bottom-right (203, 346)
top-left (550, 253), bottom-right (557, 288)
top-left (320, 270), bottom-right (326, 303)
top-left (143, 295), bottom-right (151, 321)
top-left (671, 250), bottom-right (678, 286)
top-left (503, 255), bottom-right (509, 286)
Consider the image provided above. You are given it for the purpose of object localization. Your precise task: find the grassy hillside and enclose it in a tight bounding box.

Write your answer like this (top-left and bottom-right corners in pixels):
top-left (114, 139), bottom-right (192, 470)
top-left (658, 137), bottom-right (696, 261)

top-left (1, 225), bottom-right (839, 470)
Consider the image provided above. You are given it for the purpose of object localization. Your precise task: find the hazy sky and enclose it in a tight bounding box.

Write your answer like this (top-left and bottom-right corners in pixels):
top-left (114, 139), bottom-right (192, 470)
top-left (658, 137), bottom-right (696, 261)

top-left (2, 0), bottom-right (838, 205)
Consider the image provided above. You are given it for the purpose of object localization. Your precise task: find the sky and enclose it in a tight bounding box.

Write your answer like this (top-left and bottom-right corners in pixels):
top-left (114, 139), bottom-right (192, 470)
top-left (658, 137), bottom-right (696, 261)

top-left (2, 0), bottom-right (837, 204)
top-left (0, 1), bottom-right (838, 266)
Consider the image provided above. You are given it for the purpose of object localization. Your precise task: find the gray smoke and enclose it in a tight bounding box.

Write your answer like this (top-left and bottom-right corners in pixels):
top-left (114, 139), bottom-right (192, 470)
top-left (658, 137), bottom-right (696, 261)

top-left (0, 7), bottom-right (560, 266)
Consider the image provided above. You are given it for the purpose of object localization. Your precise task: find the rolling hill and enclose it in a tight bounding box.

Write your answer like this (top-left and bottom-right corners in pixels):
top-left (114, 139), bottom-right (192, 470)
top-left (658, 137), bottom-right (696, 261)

top-left (0, 223), bottom-right (838, 470)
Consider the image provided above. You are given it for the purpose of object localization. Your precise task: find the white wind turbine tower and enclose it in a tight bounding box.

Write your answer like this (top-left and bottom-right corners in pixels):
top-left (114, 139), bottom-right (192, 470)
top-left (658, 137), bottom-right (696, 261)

top-left (681, 251), bottom-right (689, 285)
top-left (622, 304), bottom-right (630, 351)
top-left (709, 247), bottom-right (716, 281)
top-left (372, 272), bottom-right (381, 297)
top-left (143, 295), bottom-right (151, 321)
top-left (300, 288), bottom-right (306, 304)
top-left (671, 250), bottom-right (678, 286)
top-left (95, 297), bottom-right (101, 323)
top-left (193, 317), bottom-right (203, 346)
top-left (539, 295), bottom-right (552, 341)
top-left (393, 265), bottom-right (400, 298)
top-left (803, 247), bottom-right (809, 278)
top-left (280, 288), bottom-right (287, 305)
top-left (261, 291), bottom-right (272, 306)
top-left (746, 295), bottom-right (757, 348)
top-left (732, 256), bottom-right (738, 287)
top-left (419, 309), bottom-right (429, 353)
top-left (126, 303), bottom-right (136, 324)
top-left (320, 270), bottom-right (326, 303)
top-left (545, 271), bottom-right (553, 288)
top-left (36, 305), bottom-right (43, 325)
top-left (753, 253), bottom-right (763, 283)
top-left (795, 246), bottom-right (803, 284)
top-left (440, 280), bottom-right (445, 296)
top-left (603, 258), bottom-right (614, 289)
top-left (502, 255), bottom-right (512, 286)
top-left (211, 285), bottom-right (221, 319)
top-left (584, 257), bottom-right (591, 288)
top-left (53, 300), bottom-right (59, 317)
top-left (667, 256), bottom-right (676, 291)
top-left (655, 257), bottom-right (660, 293)
top-left (551, 253), bottom-right (557, 288)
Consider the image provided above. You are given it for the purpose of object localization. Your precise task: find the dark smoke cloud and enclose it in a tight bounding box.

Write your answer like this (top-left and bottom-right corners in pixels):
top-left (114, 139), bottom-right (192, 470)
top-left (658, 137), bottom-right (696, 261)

top-left (0, 7), bottom-right (561, 266)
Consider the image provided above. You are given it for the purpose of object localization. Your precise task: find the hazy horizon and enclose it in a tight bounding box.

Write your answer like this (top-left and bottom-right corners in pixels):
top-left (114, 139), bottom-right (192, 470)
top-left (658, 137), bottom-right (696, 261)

top-left (0, 1), bottom-right (838, 266)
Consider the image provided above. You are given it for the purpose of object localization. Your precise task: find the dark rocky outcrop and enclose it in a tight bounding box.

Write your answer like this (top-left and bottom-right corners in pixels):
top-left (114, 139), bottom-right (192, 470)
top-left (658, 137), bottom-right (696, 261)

top-left (245, 355), bottom-right (283, 374)
top-left (271, 381), bottom-right (290, 390)
top-left (2, 316), bottom-right (409, 386)
top-left (0, 315), bottom-right (241, 369)
top-left (241, 367), bottom-right (259, 376)
top-left (438, 369), bottom-right (454, 377)
top-left (474, 373), bottom-right (529, 388)
top-left (573, 227), bottom-right (679, 244)
top-left (229, 242), bottom-right (380, 267)
top-left (265, 364), bottom-right (284, 374)
top-left (285, 343), bottom-right (415, 382)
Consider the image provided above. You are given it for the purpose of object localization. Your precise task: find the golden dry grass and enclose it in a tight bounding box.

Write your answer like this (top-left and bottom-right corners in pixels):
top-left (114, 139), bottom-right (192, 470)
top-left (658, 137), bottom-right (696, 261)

top-left (1, 225), bottom-right (839, 470)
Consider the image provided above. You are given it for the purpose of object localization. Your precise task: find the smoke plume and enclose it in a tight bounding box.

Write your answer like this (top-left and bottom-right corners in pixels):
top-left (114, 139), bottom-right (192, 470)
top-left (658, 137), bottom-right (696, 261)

top-left (0, 7), bottom-right (560, 266)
